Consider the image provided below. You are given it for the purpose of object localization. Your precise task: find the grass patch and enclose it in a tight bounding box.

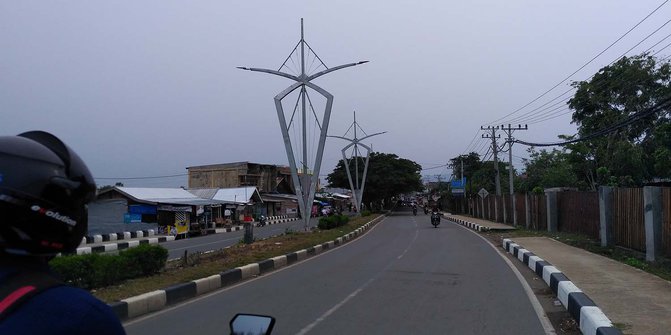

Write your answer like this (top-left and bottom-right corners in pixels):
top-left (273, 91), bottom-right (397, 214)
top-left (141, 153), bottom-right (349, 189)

top-left (483, 226), bottom-right (671, 282)
top-left (92, 214), bottom-right (381, 303)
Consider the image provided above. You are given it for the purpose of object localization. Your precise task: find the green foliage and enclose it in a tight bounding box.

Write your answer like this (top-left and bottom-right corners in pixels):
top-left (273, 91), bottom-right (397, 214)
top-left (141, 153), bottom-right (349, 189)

top-left (568, 54), bottom-right (671, 184)
top-left (50, 253), bottom-right (99, 288)
top-left (327, 152), bottom-right (423, 209)
top-left (121, 243), bottom-right (168, 276)
top-left (50, 244), bottom-right (168, 289)
top-left (518, 148), bottom-right (579, 192)
top-left (317, 215), bottom-right (350, 230)
top-left (360, 210), bottom-right (371, 217)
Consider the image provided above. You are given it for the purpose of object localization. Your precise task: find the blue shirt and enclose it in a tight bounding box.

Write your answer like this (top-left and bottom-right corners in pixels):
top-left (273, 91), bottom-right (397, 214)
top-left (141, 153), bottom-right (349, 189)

top-left (0, 267), bottom-right (126, 335)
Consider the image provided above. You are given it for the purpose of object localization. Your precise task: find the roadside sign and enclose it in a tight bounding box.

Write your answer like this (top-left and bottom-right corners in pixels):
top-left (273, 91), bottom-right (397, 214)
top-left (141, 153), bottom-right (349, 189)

top-left (478, 188), bottom-right (489, 198)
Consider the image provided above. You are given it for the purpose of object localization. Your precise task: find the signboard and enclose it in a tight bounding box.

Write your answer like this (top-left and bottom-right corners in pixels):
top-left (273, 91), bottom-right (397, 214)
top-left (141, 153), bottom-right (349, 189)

top-left (450, 178), bottom-right (467, 188)
top-left (123, 213), bottom-right (142, 223)
top-left (158, 205), bottom-right (192, 212)
top-left (478, 188), bottom-right (489, 198)
top-left (451, 178), bottom-right (466, 197)
top-left (129, 204), bottom-right (157, 215)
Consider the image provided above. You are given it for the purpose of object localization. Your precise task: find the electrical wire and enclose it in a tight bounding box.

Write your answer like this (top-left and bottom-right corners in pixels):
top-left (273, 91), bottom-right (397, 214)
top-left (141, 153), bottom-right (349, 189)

top-left (515, 95), bottom-right (671, 146)
top-left (488, 0), bottom-right (669, 125)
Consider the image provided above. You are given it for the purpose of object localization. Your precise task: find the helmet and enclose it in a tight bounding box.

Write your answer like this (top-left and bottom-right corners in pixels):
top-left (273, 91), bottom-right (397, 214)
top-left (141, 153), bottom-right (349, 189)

top-left (0, 131), bottom-right (96, 255)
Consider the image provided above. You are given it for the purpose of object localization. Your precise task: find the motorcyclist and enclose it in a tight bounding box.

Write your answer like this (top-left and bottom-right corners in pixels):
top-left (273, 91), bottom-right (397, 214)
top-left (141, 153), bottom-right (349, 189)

top-left (0, 131), bottom-right (126, 334)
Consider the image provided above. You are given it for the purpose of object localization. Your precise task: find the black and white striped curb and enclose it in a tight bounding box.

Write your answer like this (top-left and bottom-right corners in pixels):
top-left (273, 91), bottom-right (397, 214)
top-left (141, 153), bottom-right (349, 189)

top-left (445, 216), bottom-right (490, 232)
top-left (76, 236), bottom-right (176, 255)
top-left (82, 229), bottom-right (157, 245)
top-left (502, 239), bottom-right (622, 335)
top-left (77, 218), bottom-right (300, 255)
top-left (109, 215), bottom-right (384, 321)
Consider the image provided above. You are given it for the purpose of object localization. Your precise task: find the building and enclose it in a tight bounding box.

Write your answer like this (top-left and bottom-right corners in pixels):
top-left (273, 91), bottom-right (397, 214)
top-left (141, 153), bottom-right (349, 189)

top-left (187, 162), bottom-right (294, 193)
top-left (95, 187), bottom-right (224, 235)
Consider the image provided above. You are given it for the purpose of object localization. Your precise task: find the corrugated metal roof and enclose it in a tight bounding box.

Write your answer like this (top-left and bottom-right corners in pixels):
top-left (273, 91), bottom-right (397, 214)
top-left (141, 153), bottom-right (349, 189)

top-left (187, 188), bottom-right (219, 199)
top-left (115, 187), bottom-right (223, 206)
top-left (212, 187), bottom-right (262, 204)
top-left (188, 187), bottom-right (261, 204)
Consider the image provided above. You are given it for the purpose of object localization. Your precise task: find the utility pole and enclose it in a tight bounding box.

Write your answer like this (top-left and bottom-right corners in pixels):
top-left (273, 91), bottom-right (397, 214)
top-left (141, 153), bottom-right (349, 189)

top-left (500, 124), bottom-right (528, 226)
top-left (482, 126), bottom-right (501, 221)
top-left (461, 158), bottom-right (465, 214)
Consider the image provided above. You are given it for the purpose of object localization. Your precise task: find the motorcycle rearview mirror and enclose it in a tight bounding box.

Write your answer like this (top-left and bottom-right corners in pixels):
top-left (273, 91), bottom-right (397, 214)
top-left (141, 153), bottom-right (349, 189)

top-left (230, 313), bottom-right (275, 335)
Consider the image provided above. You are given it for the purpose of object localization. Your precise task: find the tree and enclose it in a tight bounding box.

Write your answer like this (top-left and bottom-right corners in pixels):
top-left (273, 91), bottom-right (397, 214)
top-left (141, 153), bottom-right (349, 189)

top-left (449, 152), bottom-right (483, 195)
top-left (517, 147), bottom-right (579, 192)
top-left (569, 54), bottom-right (671, 184)
top-left (326, 152), bottom-right (423, 209)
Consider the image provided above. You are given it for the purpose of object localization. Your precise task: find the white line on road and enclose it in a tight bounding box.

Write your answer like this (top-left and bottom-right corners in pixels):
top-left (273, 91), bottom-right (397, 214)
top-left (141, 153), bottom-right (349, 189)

top-left (452, 222), bottom-right (557, 335)
top-left (123, 217), bottom-right (387, 327)
top-left (398, 229), bottom-right (419, 260)
top-left (296, 277), bottom-right (376, 335)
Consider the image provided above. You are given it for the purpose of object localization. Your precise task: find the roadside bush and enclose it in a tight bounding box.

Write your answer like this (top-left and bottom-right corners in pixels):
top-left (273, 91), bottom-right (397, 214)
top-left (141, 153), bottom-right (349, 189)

top-left (50, 253), bottom-right (98, 288)
top-left (120, 244), bottom-right (168, 276)
top-left (50, 244), bottom-right (168, 289)
top-left (361, 210), bottom-right (371, 217)
top-left (317, 215), bottom-right (350, 230)
top-left (91, 254), bottom-right (128, 287)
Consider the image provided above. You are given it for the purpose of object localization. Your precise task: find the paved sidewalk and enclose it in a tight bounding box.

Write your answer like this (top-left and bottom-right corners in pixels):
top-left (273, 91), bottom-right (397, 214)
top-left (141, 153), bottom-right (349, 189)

top-left (514, 237), bottom-right (671, 335)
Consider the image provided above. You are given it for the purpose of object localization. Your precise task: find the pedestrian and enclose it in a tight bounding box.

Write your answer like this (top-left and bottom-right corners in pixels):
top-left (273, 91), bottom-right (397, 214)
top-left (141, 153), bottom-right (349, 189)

top-left (0, 131), bottom-right (126, 335)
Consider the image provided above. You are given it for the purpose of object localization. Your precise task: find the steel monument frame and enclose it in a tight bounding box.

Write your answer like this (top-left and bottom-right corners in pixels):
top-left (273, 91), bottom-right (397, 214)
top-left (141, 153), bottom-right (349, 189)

top-left (238, 19), bottom-right (367, 229)
top-left (329, 111), bottom-right (385, 214)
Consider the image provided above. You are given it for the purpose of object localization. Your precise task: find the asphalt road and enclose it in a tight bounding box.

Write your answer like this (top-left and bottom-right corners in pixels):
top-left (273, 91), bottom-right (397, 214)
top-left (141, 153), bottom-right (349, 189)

top-left (163, 219), bottom-right (314, 259)
top-left (125, 210), bottom-right (549, 334)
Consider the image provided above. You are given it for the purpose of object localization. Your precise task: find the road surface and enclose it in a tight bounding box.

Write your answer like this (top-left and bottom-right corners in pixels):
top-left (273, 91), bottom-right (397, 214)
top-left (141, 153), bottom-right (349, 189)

top-left (125, 209), bottom-right (549, 334)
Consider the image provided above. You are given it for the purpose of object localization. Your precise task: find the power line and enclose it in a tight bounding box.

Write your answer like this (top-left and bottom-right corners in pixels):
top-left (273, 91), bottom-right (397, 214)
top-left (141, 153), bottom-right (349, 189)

top-left (515, 95), bottom-right (671, 147)
top-left (95, 173), bottom-right (188, 180)
top-left (488, 0), bottom-right (669, 125)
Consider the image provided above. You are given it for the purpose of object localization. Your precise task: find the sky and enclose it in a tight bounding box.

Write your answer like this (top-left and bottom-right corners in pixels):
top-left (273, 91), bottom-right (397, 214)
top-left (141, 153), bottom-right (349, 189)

top-left (1, 1), bottom-right (670, 188)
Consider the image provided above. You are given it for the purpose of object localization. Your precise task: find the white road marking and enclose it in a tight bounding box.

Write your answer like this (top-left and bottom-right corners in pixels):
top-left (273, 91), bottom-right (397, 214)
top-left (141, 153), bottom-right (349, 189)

top-left (452, 223), bottom-right (557, 335)
top-left (296, 277), bottom-right (376, 335)
top-left (123, 217), bottom-right (387, 327)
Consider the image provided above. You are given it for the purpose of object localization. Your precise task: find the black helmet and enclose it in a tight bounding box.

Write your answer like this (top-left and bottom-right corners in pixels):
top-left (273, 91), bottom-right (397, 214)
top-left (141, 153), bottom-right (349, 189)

top-left (0, 131), bottom-right (96, 255)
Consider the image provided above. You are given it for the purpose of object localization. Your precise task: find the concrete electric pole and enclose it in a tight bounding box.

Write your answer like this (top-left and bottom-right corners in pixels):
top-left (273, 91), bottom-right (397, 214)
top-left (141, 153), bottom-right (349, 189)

top-left (482, 126), bottom-right (502, 221)
top-left (500, 124), bottom-right (528, 226)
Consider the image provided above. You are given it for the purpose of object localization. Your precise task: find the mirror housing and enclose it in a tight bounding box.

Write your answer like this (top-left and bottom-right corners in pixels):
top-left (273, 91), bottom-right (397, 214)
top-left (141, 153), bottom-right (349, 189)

top-left (230, 313), bottom-right (275, 335)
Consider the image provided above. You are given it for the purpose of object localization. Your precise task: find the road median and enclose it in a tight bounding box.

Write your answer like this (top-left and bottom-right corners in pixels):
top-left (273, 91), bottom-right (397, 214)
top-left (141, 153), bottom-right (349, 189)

top-left (110, 214), bottom-right (385, 321)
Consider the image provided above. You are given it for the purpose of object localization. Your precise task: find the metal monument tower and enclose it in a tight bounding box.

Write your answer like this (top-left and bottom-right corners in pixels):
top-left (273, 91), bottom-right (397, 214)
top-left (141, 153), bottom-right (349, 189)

top-left (238, 19), bottom-right (367, 229)
top-left (329, 111), bottom-right (385, 214)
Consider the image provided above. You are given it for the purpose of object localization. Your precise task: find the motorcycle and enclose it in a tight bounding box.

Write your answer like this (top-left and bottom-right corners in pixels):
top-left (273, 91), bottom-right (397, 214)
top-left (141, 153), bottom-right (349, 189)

top-left (412, 207), bottom-right (417, 215)
top-left (431, 211), bottom-right (441, 228)
top-left (423, 207), bottom-right (429, 215)
top-left (256, 216), bottom-right (267, 227)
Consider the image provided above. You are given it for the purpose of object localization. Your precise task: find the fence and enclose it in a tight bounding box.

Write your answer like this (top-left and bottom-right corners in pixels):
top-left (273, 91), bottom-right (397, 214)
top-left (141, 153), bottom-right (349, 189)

top-left (466, 186), bottom-right (670, 259)
top-left (557, 191), bottom-right (600, 240)
top-left (613, 188), bottom-right (647, 252)
top-left (662, 188), bottom-right (671, 258)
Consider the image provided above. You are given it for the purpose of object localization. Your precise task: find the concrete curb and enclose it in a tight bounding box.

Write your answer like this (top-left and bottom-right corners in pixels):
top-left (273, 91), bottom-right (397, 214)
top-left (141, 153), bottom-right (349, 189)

top-left (77, 218), bottom-right (301, 255)
top-left (110, 215), bottom-right (385, 321)
top-left (444, 215), bottom-right (491, 232)
top-left (82, 229), bottom-right (157, 245)
top-left (76, 236), bottom-right (176, 255)
top-left (502, 239), bottom-right (622, 335)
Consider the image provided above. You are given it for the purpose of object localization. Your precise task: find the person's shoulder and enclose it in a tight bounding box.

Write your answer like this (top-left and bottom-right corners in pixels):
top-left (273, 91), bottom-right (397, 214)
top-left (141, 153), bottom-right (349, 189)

top-left (32, 286), bottom-right (126, 334)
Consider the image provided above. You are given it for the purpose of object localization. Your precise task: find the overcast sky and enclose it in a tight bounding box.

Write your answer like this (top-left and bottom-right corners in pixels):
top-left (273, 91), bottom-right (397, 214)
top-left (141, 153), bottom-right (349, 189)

top-left (1, 1), bottom-right (670, 188)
